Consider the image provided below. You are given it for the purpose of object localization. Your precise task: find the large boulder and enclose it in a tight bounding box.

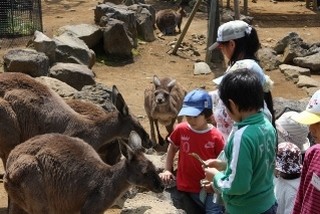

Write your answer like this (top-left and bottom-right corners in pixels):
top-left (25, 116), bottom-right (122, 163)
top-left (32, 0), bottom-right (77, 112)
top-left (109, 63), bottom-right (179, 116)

top-left (95, 2), bottom-right (137, 46)
top-left (293, 52), bottom-right (320, 72)
top-left (35, 76), bottom-right (78, 99)
top-left (57, 24), bottom-right (103, 49)
top-left (53, 32), bottom-right (96, 68)
top-left (30, 30), bottom-right (56, 66)
top-left (102, 19), bottom-right (134, 59)
top-left (3, 48), bottom-right (49, 77)
top-left (129, 4), bottom-right (155, 42)
top-left (49, 63), bottom-right (96, 90)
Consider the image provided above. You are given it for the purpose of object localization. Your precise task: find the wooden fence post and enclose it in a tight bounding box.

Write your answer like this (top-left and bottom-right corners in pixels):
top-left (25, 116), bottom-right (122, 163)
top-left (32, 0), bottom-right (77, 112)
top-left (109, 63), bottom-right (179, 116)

top-left (205, 0), bottom-right (222, 64)
top-left (171, 0), bottom-right (203, 55)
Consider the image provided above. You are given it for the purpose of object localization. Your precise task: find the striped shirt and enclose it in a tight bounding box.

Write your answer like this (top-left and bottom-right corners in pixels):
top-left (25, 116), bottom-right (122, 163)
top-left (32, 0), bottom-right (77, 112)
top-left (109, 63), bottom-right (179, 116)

top-left (292, 144), bottom-right (320, 214)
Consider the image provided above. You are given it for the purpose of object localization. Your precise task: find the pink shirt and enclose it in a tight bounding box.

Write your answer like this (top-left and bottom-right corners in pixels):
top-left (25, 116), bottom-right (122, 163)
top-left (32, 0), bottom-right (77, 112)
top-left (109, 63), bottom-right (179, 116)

top-left (168, 122), bottom-right (225, 193)
top-left (292, 144), bottom-right (320, 214)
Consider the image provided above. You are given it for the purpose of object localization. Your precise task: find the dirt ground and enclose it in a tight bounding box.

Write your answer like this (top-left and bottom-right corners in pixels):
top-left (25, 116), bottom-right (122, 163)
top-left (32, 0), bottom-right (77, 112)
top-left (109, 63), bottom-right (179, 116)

top-left (0, 0), bottom-right (319, 213)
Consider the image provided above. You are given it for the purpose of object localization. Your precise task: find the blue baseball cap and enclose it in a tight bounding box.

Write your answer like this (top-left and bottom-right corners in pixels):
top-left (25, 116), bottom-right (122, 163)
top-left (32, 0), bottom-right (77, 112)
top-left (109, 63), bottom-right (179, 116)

top-left (178, 89), bottom-right (212, 117)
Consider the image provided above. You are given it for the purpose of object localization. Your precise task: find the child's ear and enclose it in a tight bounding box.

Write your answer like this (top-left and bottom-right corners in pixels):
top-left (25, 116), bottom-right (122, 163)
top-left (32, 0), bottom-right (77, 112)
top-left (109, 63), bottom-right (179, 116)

top-left (228, 99), bottom-right (238, 114)
top-left (229, 40), bottom-right (236, 48)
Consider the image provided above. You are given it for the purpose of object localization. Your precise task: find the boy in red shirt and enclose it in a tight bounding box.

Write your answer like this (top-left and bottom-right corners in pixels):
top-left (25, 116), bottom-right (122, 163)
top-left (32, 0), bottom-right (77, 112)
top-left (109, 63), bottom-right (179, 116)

top-left (160, 88), bottom-right (225, 213)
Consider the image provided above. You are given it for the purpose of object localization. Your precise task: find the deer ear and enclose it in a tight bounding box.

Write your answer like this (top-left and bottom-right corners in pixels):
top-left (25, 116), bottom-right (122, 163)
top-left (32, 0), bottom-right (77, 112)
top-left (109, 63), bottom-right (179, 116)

top-left (153, 75), bottom-right (161, 87)
top-left (128, 131), bottom-right (142, 152)
top-left (112, 85), bottom-right (129, 116)
top-left (119, 139), bottom-right (133, 160)
top-left (120, 131), bottom-right (142, 160)
top-left (167, 79), bottom-right (176, 89)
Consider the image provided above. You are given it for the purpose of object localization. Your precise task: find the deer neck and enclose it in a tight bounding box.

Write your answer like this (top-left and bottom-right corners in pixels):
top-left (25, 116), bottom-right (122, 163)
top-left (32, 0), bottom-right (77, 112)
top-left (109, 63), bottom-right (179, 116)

top-left (65, 111), bottom-right (125, 150)
top-left (100, 161), bottom-right (131, 207)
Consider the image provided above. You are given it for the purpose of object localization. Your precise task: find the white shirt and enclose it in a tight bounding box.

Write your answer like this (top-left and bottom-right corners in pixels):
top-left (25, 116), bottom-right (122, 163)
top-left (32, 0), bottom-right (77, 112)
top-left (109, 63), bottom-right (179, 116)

top-left (209, 90), bottom-right (272, 142)
top-left (209, 90), bottom-right (233, 142)
top-left (274, 176), bottom-right (300, 214)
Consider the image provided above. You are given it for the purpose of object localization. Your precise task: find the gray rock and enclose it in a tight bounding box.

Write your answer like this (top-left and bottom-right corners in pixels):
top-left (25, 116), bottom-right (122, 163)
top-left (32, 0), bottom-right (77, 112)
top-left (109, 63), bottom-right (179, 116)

top-left (273, 32), bottom-right (300, 54)
top-left (103, 19), bottom-right (134, 59)
top-left (31, 30), bottom-right (56, 65)
top-left (296, 75), bottom-right (320, 88)
top-left (53, 32), bottom-right (96, 68)
top-left (279, 64), bottom-right (310, 82)
top-left (130, 5), bottom-right (155, 42)
top-left (273, 97), bottom-right (309, 119)
top-left (49, 63), bottom-right (96, 90)
top-left (35, 76), bottom-right (78, 98)
top-left (281, 40), bottom-right (309, 64)
top-left (57, 24), bottom-right (103, 49)
top-left (95, 3), bottom-right (138, 47)
top-left (293, 52), bottom-right (320, 72)
top-left (74, 83), bottom-right (115, 112)
top-left (257, 48), bottom-right (281, 71)
top-left (193, 62), bottom-right (211, 75)
top-left (3, 48), bottom-right (49, 77)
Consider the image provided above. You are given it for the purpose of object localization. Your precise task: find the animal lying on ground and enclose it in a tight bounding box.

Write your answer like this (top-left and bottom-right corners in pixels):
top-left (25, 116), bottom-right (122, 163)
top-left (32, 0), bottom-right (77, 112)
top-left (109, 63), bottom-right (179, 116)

top-left (155, 7), bottom-right (187, 35)
top-left (144, 75), bottom-right (186, 146)
top-left (4, 131), bottom-right (165, 214)
top-left (0, 72), bottom-right (153, 170)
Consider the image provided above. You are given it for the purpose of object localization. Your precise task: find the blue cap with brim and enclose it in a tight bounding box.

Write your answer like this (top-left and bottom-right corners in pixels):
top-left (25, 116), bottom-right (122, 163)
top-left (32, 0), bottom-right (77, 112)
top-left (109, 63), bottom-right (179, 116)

top-left (178, 89), bottom-right (212, 117)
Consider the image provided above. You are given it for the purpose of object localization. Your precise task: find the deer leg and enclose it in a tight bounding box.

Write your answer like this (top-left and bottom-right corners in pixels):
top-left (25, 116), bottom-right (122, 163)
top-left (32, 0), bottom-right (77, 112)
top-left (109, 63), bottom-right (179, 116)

top-left (164, 119), bottom-right (175, 143)
top-left (8, 201), bottom-right (28, 214)
top-left (0, 99), bottom-right (21, 177)
top-left (155, 120), bottom-right (165, 146)
top-left (5, 155), bottom-right (46, 214)
top-left (148, 117), bottom-right (157, 145)
top-left (165, 119), bottom-right (175, 134)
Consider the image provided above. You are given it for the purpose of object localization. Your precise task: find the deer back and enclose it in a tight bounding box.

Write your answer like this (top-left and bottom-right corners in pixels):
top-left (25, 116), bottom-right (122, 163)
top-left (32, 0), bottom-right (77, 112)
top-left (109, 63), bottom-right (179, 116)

top-left (4, 132), bottom-right (164, 213)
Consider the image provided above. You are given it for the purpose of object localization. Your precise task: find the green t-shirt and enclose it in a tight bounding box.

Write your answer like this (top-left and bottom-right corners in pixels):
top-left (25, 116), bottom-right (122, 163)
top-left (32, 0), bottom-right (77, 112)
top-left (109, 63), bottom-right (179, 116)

top-left (213, 111), bottom-right (277, 214)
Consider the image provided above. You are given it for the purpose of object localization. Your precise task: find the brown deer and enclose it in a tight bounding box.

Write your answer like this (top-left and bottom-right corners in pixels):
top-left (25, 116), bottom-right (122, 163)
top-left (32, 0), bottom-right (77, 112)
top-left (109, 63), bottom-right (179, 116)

top-left (65, 99), bottom-right (129, 165)
top-left (0, 72), bottom-right (153, 170)
top-left (4, 131), bottom-right (164, 214)
top-left (144, 75), bottom-right (186, 146)
top-left (155, 7), bottom-right (187, 35)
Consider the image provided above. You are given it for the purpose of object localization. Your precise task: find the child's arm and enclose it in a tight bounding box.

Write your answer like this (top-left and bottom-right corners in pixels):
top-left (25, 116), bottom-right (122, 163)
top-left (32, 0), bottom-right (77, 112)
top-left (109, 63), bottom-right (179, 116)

top-left (159, 143), bottom-right (178, 185)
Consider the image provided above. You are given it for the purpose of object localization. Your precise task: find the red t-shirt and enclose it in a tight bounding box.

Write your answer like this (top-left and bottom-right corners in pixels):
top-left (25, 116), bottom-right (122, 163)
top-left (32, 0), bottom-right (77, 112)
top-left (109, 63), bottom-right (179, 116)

top-left (168, 122), bottom-right (225, 193)
top-left (293, 144), bottom-right (320, 214)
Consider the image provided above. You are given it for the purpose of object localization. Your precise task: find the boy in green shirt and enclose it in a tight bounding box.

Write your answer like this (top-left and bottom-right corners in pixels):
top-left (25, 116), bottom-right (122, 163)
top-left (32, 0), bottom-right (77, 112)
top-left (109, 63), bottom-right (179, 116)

top-left (204, 69), bottom-right (277, 214)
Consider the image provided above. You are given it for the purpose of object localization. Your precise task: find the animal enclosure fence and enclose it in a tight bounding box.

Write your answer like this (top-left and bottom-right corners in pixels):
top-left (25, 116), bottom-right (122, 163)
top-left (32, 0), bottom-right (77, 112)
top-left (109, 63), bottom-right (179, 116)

top-left (0, 0), bottom-right (43, 38)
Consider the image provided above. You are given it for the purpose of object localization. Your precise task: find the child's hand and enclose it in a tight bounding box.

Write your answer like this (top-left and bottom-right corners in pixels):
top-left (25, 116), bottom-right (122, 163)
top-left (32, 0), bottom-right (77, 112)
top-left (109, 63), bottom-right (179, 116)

top-left (159, 170), bottom-right (176, 185)
top-left (204, 167), bottom-right (220, 181)
top-left (204, 159), bottom-right (227, 171)
top-left (200, 179), bottom-right (214, 193)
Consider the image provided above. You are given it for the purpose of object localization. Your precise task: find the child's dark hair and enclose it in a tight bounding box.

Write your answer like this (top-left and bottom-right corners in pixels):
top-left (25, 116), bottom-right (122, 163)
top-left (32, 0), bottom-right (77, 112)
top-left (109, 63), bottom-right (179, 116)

top-left (200, 108), bottom-right (213, 119)
top-left (229, 27), bottom-right (260, 64)
top-left (276, 171), bottom-right (301, 180)
top-left (219, 69), bottom-right (264, 113)
top-left (265, 91), bottom-right (276, 127)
